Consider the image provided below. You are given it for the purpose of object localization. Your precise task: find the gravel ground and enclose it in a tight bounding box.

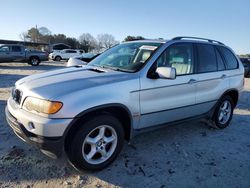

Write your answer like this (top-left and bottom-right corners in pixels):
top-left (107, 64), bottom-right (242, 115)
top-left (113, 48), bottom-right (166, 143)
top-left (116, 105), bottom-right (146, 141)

top-left (0, 61), bottom-right (250, 188)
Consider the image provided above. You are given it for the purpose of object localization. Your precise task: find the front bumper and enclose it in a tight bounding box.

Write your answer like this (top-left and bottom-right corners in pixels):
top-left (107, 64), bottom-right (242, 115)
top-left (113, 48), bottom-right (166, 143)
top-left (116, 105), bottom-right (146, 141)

top-left (6, 97), bottom-right (73, 158)
top-left (5, 107), bottom-right (64, 158)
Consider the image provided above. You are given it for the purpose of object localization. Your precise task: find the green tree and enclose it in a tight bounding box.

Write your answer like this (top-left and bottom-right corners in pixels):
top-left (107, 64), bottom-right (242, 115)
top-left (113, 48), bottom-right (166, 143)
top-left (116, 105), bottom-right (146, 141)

top-left (25, 27), bottom-right (41, 42)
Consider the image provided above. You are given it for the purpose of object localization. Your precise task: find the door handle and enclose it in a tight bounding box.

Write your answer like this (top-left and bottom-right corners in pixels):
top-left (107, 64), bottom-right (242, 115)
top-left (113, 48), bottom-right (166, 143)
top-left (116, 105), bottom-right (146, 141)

top-left (221, 74), bottom-right (227, 79)
top-left (188, 79), bottom-right (197, 84)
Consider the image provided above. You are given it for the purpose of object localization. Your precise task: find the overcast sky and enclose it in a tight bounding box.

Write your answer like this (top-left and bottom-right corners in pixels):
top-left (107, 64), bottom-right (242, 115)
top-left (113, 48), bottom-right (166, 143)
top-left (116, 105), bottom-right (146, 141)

top-left (0, 0), bottom-right (249, 54)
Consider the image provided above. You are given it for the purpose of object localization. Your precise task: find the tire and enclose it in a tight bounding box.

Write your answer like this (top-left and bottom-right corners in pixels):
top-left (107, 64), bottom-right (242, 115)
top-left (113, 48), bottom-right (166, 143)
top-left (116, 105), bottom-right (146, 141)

top-left (29, 56), bottom-right (40, 66)
top-left (67, 114), bottom-right (124, 171)
top-left (55, 56), bottom-right (61, 61)
top-left (212, 95), bottom-right (234, 129)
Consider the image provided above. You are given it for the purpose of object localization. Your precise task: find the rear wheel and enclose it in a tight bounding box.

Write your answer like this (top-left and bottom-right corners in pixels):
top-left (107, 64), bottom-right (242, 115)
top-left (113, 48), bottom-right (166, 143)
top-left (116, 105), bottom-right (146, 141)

top-left (55, 56), bottom-right (61, 61)
top-left (29, 56), bottom-right (40, 66)
top-left (67, 114), bottom-right (124, 171)
top-left (212, 95), bottom-right (234, 129)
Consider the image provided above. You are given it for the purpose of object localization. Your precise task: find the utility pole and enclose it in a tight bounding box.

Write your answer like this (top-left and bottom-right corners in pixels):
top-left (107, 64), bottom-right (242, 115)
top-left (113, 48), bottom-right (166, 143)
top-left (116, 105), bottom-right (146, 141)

top-left (36, 24), bottom-right (38, 43)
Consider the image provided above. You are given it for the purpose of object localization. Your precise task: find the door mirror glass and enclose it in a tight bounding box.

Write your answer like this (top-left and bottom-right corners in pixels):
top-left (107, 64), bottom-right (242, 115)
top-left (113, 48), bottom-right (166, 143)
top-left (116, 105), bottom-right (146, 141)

top-left (156, 67), bottom-right (176, 79)
top-left (67, 58), bottom-right (87, 67)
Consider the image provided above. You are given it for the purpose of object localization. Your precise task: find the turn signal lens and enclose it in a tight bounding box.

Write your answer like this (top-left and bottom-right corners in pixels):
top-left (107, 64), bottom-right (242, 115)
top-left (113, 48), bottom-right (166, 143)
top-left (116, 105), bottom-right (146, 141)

top-left (46, 101), bottom-right (63, 114)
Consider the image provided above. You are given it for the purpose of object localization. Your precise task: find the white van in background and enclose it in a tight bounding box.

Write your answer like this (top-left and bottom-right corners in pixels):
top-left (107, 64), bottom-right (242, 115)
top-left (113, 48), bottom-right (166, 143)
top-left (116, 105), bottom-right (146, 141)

top-left (49, 49), bottom-right (84, 61)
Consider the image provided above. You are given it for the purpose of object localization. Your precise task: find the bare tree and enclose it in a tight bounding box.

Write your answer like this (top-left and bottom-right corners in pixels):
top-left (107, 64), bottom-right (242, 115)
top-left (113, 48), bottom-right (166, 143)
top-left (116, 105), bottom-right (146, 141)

top-left (79, 33), bottom-right (97, 52)
top-left (97, 34), bottom-right (119, 50)
top-left (19, 32), bottom-right (28, 41)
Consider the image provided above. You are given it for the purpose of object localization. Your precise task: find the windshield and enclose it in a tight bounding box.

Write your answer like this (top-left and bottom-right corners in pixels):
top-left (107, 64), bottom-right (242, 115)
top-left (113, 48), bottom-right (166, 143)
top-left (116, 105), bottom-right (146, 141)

top-left (88, 42), bottom-right (162, 72)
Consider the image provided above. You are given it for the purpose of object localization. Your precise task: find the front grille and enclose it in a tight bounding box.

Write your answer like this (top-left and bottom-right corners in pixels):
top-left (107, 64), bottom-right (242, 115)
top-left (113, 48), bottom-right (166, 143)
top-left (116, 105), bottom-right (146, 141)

top-left (12, 88), bottom-right (22, 104)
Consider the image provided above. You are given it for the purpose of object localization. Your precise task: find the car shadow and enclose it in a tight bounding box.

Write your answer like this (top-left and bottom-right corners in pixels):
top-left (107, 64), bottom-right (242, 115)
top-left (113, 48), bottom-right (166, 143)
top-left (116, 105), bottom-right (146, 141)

top-left (91, 114), bottom-right (250, 187)
top-left (236, 90), bottom-right (250, 111)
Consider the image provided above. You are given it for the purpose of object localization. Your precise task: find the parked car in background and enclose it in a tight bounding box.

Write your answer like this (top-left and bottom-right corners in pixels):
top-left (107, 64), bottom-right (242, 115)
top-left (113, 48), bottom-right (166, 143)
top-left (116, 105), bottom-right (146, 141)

top-left (6, 37), bottom-right (244, 171)
top-left (0, 44), bottom-right (48, 66)
top-left (49, 49), bottom-right (84, 61)
top-left (240, 57), bottom-right (250, 77)
top-left (67, 53), bottom-right (100, 67)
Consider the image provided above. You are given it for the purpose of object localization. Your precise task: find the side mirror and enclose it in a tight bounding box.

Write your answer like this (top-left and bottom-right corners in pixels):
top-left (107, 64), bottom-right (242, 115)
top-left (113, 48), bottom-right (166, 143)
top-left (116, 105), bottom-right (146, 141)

top-left (156, 67), bottom-right (176, 79)
top-left (67, 58), bottom-right (87, 67)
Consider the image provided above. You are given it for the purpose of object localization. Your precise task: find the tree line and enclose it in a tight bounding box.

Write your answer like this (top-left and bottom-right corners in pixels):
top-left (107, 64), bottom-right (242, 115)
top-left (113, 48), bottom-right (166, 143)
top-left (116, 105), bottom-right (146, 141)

top-left (20, 26), bottom-right (145, 52)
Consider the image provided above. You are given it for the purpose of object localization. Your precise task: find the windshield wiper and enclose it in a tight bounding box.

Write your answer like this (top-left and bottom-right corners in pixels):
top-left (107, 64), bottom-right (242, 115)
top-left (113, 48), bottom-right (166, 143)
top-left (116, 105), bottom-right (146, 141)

top-left (100, 65), bottom-right (133, 73)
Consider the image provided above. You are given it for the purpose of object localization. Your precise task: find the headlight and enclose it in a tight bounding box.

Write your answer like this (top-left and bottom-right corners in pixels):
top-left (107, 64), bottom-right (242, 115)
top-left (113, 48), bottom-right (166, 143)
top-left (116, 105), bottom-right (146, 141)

top-left (23, 97), bottom-right (63, 114)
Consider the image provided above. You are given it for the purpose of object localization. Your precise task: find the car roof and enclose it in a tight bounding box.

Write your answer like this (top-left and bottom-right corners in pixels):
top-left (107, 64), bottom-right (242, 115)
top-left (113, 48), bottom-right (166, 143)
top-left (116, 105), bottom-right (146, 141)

top-left (123, 39), bottom-right (166, 44)
top-left (0, 44), bottom-right (23, 46)
top-left (124, 37), bottom-right (226, 47)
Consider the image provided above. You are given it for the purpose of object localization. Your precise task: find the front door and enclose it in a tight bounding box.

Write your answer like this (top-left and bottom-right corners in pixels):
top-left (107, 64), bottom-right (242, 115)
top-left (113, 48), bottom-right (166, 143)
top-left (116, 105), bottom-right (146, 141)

top-left (139, 43), bottom-right (198, 128)
top-left (0, 46), bottom-right (12, 62)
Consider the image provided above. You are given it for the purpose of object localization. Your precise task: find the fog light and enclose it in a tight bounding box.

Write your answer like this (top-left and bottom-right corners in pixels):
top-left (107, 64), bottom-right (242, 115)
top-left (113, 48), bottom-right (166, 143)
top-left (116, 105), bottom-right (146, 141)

top-left (28, 122), bottom-right (35, 130)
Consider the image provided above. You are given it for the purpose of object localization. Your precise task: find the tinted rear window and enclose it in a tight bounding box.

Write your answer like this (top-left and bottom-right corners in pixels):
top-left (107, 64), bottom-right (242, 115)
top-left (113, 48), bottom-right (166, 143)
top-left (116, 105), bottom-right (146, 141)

top-left (219, 47), bottom-right (238, 69)
top-left (215, 48), bottom-right (225, 71)
top-left (12, 46), bottom-right (22, 52)
top-left (197, 44), bottom-right (217, 73)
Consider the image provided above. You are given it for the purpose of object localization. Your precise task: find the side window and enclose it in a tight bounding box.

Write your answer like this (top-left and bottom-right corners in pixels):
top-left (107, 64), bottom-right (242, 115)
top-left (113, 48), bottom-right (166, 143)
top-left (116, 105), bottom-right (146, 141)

top-left (0, 46), bottom-right (10, 52)
top-left (219, 47), bottom-right (238, 69)
top-left (197, 44), bottom-right (217, 73)
top-left (215, 48), bottom-right (225, 71)
top-left (156, 43), bottom-right (194, 75)
top-left (68, 50), bottom-right (77, 53)
top-left (12, 46), bottom-right (21, 52)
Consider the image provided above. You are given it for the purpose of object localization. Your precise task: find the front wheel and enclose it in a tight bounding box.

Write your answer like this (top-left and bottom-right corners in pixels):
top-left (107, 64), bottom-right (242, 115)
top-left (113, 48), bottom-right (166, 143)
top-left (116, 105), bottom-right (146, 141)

top-left (67, 115), bottom-right (124, 171)
top-left (212, 95), bottom-right (234, 129)
top-left (55, 56), bottom-right (61, 61)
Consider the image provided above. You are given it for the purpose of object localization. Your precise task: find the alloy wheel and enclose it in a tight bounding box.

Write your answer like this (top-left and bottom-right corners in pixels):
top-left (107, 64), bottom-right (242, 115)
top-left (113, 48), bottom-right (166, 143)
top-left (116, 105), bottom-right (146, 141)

top-left (82, 125), bottom-right (117, 165)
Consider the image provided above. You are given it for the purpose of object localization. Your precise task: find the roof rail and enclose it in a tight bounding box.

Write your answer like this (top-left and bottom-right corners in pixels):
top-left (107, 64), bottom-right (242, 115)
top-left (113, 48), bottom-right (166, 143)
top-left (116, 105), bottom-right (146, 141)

top-left (172, 36), bottom-right (224, 45)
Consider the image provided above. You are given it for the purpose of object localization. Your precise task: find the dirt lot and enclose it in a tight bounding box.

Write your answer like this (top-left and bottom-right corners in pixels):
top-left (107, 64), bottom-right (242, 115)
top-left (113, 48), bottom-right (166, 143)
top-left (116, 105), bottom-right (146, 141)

top-left (0, 61), bottom-right (250, 188)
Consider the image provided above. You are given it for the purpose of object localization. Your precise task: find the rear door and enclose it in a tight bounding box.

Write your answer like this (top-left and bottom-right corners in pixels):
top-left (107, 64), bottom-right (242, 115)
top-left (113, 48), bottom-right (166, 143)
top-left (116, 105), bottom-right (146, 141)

top-left (218, 46), bottom-right (242, 91)
top-left (195, 43), bottom-right (229, 113)
top-left (64, 50), bottom-right (77, 59)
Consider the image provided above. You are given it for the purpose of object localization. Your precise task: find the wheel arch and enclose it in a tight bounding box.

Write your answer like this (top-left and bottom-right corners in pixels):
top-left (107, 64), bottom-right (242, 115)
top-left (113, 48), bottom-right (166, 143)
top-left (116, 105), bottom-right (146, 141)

top-left (64, 103), bottom-right (133, 153)
top-left (54, 55), bottom-right (62, 60)
top-left (29, 55), bottom-right (40, 61)
top-left (221, 89), bottom-right (239, 107)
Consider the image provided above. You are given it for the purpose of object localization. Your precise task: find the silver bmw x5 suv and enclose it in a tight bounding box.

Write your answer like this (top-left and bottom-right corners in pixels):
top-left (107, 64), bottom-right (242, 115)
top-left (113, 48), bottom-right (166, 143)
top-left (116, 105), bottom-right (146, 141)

top-left (6, 37), bottom-right (244, 171)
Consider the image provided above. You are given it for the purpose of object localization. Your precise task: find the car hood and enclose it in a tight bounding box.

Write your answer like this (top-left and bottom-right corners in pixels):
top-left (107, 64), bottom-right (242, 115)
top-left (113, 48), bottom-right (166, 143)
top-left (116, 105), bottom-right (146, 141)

top-left (16, 65), bottom-right (136, 100)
